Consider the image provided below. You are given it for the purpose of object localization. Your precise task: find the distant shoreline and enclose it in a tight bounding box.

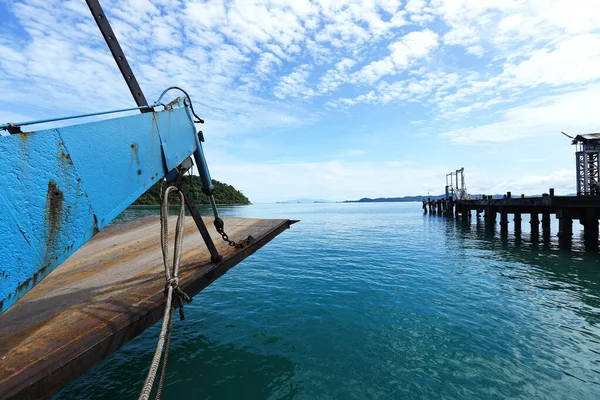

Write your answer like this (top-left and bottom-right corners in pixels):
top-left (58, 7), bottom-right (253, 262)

top-left (130, 203), bottom-right (252, 207)
top-left (343, 195), bottom-right (445, 203)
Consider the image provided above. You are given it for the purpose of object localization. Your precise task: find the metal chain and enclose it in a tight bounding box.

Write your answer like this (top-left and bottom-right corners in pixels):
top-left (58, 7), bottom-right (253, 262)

top-left (185, 169), bottom-right (253, 249)
top-left (213, 217), bottom-right (253, 248)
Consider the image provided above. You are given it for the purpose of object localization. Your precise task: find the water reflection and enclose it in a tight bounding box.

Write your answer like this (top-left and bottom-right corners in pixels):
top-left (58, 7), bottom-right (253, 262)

top-left (449, 213), bottom-right (600, 327)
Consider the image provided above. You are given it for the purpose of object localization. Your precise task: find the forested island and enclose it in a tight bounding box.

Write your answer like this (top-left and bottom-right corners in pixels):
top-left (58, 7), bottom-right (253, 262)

top-left (134, 176), bottom-right (251, 205)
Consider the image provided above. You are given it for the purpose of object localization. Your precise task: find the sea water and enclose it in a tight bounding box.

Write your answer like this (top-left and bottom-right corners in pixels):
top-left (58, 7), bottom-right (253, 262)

top-left (55, 203), bottom-right (600, 399)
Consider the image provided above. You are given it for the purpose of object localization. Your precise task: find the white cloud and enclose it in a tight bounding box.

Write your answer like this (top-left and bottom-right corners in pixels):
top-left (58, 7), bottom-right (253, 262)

top-left (1, 0), bottom-right (599, 203)
top-left (210, 155), bottom-right (576, 202)
top-left (353, 58), bottom-right (396, 84)
top-left (467, 169), bottom-right (574, 196)
top-left (389, 29), bottom-right (439, 67)
top-left (211, 157), bottom-right (447, 202)
top-left (317, 58), bottom-right (357, 93)
top-left (405, 0), bottom-right (427, 14)
top-left (273, 64), bottom-right (316, 99)
top-left (502, 34), bottom-right (600, 87)
top-left (465, 44), bottom-right (484, 57)
top-left (255, 52), bottom-right (283, 78)
top-left (353, 29), bottom-right (439, 83)
top-left (440, 84), bottom-right (600, 144)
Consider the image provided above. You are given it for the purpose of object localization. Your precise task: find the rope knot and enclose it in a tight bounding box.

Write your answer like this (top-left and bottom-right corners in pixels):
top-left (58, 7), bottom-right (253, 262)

top-left (163, 277), bottom-right (179, 298)
top-left (163, 277), bottom-right (191, 321)
top-left (165, 277), bottom-right (179, 289)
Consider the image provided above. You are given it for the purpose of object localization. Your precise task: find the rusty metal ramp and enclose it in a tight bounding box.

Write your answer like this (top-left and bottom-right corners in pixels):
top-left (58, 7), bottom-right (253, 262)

top-left (0, 215), bottom-right (295, 400)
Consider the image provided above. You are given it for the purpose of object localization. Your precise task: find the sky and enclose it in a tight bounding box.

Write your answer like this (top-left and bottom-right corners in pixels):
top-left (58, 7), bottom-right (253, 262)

top-left (1, 0), bottom-right (600, 203)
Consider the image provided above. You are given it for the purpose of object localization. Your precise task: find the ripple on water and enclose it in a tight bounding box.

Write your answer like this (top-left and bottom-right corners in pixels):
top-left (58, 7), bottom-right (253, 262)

top-left (56, 203), bottom-right (600, 400)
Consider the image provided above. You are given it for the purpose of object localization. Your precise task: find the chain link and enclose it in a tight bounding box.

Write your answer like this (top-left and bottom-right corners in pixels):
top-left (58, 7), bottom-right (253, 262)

top-left (184, 167), bottom-right (253, 249)
top-left (214, 217), bottom-right (253, 248)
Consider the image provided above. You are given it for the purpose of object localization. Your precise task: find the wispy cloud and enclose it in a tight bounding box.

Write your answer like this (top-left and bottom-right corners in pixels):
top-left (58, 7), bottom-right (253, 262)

top-left (1, 0), bottom-right (598, 200)
top-left (3, 0), bottom-right (598, 124)
top-left (440, 84), bottom-right (600, 144)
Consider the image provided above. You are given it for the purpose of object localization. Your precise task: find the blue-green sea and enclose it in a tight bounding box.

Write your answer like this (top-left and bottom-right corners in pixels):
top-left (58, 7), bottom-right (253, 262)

top-left (55, 203), bottom-right (600, 399)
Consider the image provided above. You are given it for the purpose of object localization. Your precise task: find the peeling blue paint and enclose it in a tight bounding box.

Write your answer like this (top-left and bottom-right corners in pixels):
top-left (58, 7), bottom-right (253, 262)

top-left (0, 103), bottom-right (196, 314)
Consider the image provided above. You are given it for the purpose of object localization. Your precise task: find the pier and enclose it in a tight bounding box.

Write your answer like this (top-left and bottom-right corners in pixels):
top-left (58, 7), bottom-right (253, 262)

top-left (428, 133), bottom-right (600, 250)
top-left (454, 192), bottom-right (600, 249)
top-left (0, 215), bottom-right (296, 400)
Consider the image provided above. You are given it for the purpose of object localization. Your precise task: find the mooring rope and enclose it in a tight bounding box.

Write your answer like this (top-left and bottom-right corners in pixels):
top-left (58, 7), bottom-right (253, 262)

top-left (139, 186), bottom-right (191, 400)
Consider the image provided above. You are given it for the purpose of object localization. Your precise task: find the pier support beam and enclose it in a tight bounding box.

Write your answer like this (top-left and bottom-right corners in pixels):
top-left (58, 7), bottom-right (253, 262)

top-left (462, 208), bottom-right (470, 224)
top-left (557, 209), bottom-right (573, 248)
top-left (500, 211), bottom-right (509, 235)
top-left (581, 218), bottom-right (599, 250)
top-left (514, 213), bottom-right (522, 235)
top-left (530, 213), bottom-right (539, 237)
top-left (485, 207), bottom-right (497, 230)
top-left (447, 202), bottom-right (454, 218)
top-left (542, 213), bottom-right (551, 245)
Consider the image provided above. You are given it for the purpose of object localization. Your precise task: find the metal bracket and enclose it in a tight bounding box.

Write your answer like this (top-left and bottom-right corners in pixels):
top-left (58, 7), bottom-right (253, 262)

top-left (85, 0), bottom-right (151, 112)
top-left (6, 124), bottom-right (22, 134)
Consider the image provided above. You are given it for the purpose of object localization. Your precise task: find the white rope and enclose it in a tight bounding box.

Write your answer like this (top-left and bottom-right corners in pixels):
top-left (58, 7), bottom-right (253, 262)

top-left (139, 186), bottom-right (188, 400)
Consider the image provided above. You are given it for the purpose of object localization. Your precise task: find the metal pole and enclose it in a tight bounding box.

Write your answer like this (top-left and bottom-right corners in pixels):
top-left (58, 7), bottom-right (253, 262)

top-left (0, 105), bottom-right (154, 131)
top-left (85, 0), bottom-right (150, 111)
top-left (455, 171), bottom-right (459, 199)
top-left (584, 151), bottom-right (589, 195)
top-left (179, 184), bottom-right (222, 263)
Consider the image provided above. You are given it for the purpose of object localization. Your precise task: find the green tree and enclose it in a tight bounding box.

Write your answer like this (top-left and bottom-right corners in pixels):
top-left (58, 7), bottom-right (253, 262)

top-left (134, 176), bottom-right (251, 205)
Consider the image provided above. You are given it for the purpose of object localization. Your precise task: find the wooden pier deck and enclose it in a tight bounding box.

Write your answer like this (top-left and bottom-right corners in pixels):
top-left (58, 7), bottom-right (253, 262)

top-left (0, 215), bottom-right (295, 400)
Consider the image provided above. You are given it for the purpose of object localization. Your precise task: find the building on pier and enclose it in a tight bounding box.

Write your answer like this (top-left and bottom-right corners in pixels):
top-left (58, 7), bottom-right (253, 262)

top-left (573, 133), bottom-right (600, 196)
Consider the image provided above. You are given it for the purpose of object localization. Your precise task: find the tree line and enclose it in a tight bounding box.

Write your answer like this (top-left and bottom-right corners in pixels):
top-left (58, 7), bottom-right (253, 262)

top-left (134, 176), bottom-right (251, 205)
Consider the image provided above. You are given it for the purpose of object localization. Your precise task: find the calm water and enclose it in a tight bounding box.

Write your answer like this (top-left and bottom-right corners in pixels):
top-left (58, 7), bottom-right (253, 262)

top-left (55, 203), bottom-right (600, 399)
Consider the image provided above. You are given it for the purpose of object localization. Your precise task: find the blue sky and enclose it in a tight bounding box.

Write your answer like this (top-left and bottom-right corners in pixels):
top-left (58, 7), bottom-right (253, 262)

top-left (1, 0), bottom-right (600, 202)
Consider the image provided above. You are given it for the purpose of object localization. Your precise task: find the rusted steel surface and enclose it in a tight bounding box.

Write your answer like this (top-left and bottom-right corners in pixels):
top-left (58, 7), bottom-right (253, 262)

top-left (0, 215), bottom-right (295, 400)
top-left (0, 103), bottom-right (198, 314)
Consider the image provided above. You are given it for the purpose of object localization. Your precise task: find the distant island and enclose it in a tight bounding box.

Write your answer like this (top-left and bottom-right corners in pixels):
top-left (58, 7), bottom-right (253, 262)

top-left (343, 194), bottom-right (510, 203)
top-left (276, 198), bottom-right (333, 204)
top-left (343, 195), bottom-right (445, 203)
top-left (134, 176), bottom-right (251, 205)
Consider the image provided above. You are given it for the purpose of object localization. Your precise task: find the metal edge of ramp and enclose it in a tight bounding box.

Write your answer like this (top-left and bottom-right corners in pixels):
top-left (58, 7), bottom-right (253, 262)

top-left (0, 216), bottom-right (297, 400)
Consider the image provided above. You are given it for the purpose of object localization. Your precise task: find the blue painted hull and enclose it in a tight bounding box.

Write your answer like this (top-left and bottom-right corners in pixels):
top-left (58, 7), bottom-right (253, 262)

top-left (0, 104), bottom-right (197, 313)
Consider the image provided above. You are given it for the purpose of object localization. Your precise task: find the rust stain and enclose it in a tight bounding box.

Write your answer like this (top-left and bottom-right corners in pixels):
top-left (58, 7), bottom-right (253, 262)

top-left (0, 312), bottom-right (56, 352)
top-left (92, 214), bottom-right (99, 235)
top-left (46, 181), bottom-right (64, 248)
top-left (165, 96), bottom-right (181, 110)
top-left (130, 143), bottom-right (140, 165)
top-left (17, 132), bottom-right (30, 155)
top-left (13, 181), bottom-right (66, 300)
top-left (58, 151), bottom-right (72, 165)
top-left (18, 131), bottom-right (32, 141)
top-left (14, 265), bottom-right (51, 300)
